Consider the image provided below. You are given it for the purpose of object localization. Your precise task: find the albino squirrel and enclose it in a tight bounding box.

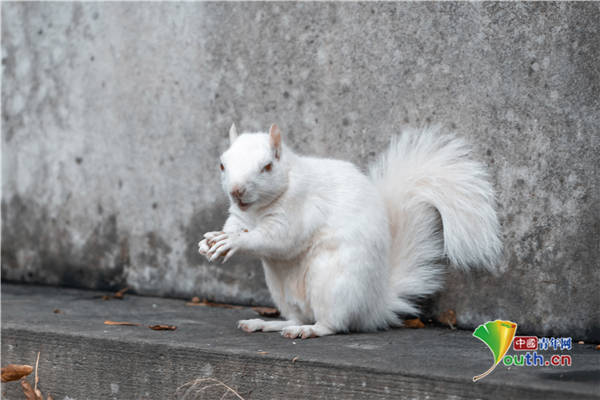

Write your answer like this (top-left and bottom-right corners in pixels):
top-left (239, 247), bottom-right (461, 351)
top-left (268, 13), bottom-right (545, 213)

top-left (198, 123), bottom-right (501, 339)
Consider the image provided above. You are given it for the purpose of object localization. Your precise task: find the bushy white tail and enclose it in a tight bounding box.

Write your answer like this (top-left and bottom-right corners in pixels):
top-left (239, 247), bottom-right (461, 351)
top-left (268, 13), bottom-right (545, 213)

top-left (369, 126), bottom-right (502, 315)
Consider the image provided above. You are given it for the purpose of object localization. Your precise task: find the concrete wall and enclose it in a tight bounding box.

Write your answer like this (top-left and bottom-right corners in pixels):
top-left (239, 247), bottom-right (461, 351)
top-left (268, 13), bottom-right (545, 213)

top-left (2, 2), bottom-right (599, 340)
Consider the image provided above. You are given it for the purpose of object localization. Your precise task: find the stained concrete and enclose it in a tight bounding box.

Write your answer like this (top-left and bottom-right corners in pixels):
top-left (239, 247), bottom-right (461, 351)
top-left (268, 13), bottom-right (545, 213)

top-left (2, 3), bottom-right (599, 340)
top-left (2, 284), bottom-right (599, 400)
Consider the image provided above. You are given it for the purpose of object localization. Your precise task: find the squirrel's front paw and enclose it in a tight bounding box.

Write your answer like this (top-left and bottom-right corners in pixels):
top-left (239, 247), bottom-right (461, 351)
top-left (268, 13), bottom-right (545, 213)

top-left (205, 231), bottom-right (244, 263)
top-left (199, 231), bottom-right (224, 260)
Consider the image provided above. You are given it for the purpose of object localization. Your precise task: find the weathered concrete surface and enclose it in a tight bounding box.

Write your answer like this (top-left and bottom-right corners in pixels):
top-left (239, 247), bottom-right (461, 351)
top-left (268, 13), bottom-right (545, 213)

top-left (2, 284), bottom-right (599, 400)
top-left (2, 3), bottom-right (599, 340)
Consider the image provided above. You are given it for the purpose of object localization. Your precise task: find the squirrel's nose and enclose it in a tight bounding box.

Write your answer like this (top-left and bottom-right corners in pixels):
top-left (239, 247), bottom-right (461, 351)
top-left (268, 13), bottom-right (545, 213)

top-left (231, 187), bottom-right (246, 200)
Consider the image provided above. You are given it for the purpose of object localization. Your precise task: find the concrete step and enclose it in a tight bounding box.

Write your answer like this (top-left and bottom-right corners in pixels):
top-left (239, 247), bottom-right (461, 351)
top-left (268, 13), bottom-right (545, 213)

top-left (1, 283), bottom-right (599, 399)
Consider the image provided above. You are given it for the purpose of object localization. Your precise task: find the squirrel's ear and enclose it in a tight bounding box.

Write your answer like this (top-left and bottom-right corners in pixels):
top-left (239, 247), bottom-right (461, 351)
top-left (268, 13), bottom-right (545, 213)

top-left (269, 124), bottom-right (282, 160)
top-left (229, 123), bottom-right (238, 144)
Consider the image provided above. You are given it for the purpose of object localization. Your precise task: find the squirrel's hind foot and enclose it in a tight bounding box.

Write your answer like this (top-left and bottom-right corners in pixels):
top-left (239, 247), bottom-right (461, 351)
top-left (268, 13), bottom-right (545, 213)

top-left (281, 323), bottom-right (334, 339)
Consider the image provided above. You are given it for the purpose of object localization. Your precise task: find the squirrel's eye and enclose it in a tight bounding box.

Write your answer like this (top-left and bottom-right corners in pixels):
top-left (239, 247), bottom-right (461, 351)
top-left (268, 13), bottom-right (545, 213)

top-left (220, 163), bottom-right (224, 171)
top-left (262, 162), bottom-right (272, 173)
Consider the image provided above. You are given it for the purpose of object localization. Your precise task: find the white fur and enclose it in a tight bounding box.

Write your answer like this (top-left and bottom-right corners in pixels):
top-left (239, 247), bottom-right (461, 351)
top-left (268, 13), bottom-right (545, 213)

top-left (199, 125), bottom-right (502, 338)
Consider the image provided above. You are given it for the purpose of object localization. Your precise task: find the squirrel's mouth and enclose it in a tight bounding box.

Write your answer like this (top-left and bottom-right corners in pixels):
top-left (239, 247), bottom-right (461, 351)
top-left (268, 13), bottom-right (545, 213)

top-left (237, 200), bottom-right (252, 211)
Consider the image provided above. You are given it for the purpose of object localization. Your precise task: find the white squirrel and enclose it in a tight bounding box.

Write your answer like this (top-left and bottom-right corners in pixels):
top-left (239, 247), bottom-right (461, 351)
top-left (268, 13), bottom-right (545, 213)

top-left (198, 123), bottom-right (501, 339)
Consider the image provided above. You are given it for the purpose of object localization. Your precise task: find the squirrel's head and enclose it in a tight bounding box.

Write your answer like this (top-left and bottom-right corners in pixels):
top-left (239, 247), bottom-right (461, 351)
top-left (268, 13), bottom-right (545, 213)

top-left (219, 123), bottom-right (288, 212)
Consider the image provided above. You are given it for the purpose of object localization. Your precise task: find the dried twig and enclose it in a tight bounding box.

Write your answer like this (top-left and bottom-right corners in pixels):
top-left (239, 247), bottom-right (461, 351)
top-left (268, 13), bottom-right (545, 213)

top-left (175, 378), bottom-right (245, 400)
top-left (34, 352), bottom-right (40, 393)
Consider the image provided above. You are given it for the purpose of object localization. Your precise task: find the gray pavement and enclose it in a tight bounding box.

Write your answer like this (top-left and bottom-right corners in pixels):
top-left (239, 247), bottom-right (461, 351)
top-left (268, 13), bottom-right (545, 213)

top-left (1, 283), bottom-right (599, 399)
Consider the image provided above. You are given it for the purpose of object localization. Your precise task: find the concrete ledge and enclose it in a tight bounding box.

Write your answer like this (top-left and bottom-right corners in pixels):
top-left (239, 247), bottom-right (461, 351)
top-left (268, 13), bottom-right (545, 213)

top-left (2, 284), bottom-right (598, 399)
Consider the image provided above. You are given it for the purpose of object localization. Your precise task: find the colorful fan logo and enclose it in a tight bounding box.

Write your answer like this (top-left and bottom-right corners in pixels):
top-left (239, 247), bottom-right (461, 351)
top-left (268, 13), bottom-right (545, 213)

top-left (472, 320), bottom-right (518, 381)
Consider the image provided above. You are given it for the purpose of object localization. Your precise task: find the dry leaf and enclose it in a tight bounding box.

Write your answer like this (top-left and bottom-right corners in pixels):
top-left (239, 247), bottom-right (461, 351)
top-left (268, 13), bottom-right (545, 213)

top-left (404, 318), bottom-right (425, 329)
top-left (595, 344), bottom-right (600, 350)
top-left (104, 320), bottom-right (141, 326)
top-left (578, 340), bottom-right (584, 344)
top-left (292, 356), bottom-right (299, 363)
top-left (52, 309), bottom-right (61, 314)
top-left (257, 351), bottom-right (268, 355)
top-left (252, 307), bottom-right (280, 318)
top-left (101, 295), bottom-right (111, 301)
top-left (185, 299), bottom-right (243, 309)
top-left (1, 364), bottom-right (33, 382)
top-left (191, 296), bottom-right (201, 304)
top-left (149, 324), bottom-right (177, 331)
top-left (113, 287), bottom-right (130, 299)
top-left (437, 309), bottom-right (457, 329)
top-left (21, 380), bottom-right (39, 400)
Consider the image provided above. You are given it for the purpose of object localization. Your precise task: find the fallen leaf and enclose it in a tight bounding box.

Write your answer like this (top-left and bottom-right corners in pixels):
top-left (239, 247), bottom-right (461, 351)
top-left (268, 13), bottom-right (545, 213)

top-left (257, 351), bottom-right (268, 355)
top-left (252, 307), bottom-right (280, 318)
top-left (1, 364), bottom-right (33, 382)
top-left (596, 344), bottom-right (600, 350)
top-left (437, 309), bottom-right (457, 329)
top-left (578, 340), bottom-right (585, 344)
top-left (104, 320), bottom-right (141, 326)
top-left (191, 296), bottom-right (201, 304)
top-left (52, 309), bottom-right (61, 314)
top-left (292, 356), bottom-right (299, 363)
top-left (185, 299), bottom-right (243, 309)
top-left (149, 324), bottom-right (177, 331)
top-left (113, 287), bottom-right (130, 299)
top-left (101, 295), bottom-right (111, 301)
top-left (21, 380), bottom-right (39, 400)
top-left (404, 318), bottom-right (425, 329)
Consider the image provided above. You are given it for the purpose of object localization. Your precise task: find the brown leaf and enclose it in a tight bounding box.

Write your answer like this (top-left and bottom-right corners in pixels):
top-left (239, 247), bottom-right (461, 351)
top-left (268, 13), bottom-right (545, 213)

top-left (104, 320), bottom-right (141, 326)
top-left (578, 340), bottom-right (585, 344)
top-left (185, 299), bottom-right (243, 309)
top-left (252, 307), bottom-right (280, 318)
top-left (404, 318), bottom-right (425, 329)
top-left (191, 296), bottom-right (201, 304)
top-left (1, 364), bottom-right (33, 382)
top-left (101, 295), bottom-right (111, 301)
top-left (596, 344), bottom-right (600, 350)
top-left (437, 309), bottom-right (457, 329)
top-left (291, 356), bottom-right (299, 363)
top-left (257, 351), bottom-right (268, 355)
top-left (52, 309), bottom-right (61, 314)
top-left (21, 380), bottom-right (39, 400)
top-left (113, 287), bottom-right (130, 299)
top-left (149, 324), bottom-right (177, 331)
